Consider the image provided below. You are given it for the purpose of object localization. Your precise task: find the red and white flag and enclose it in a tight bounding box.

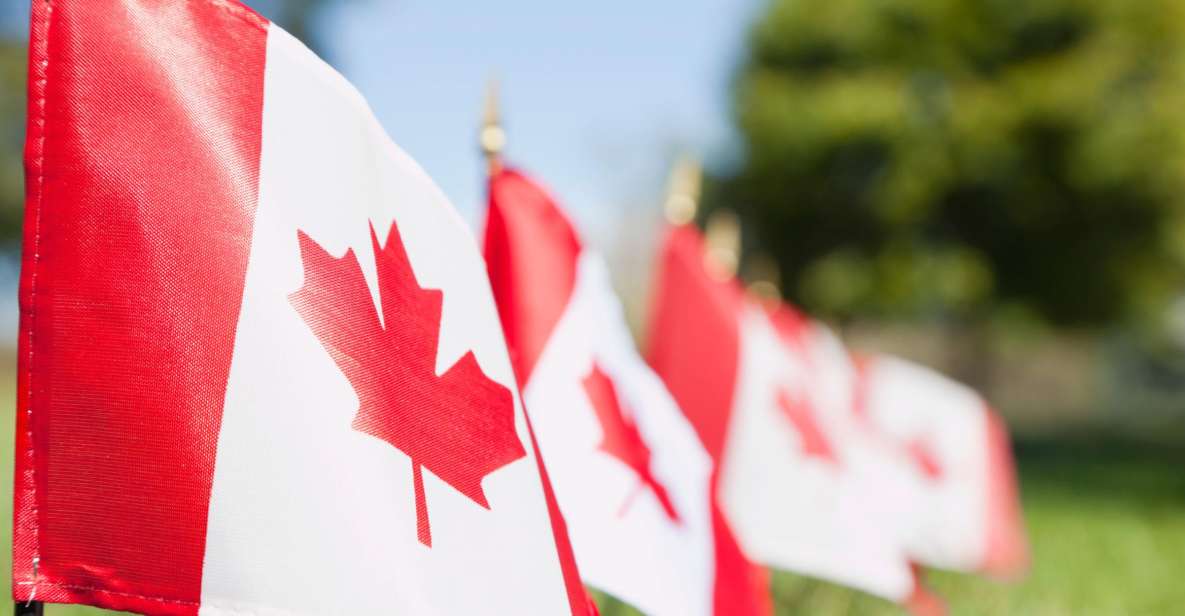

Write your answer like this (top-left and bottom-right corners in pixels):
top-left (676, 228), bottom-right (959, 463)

top-left (484, 169), bottom-right (770, 616)
top-left (646, 224), bottom-right (935, 606)
top-left (853, 354), bottom-right (1029, 577)
top-left (14, 2), bottom-right (591, 614)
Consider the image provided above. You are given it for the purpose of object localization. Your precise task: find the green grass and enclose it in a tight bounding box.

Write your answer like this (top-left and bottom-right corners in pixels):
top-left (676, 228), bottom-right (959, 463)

top-left (1, 358), bottom-right (1181, 615)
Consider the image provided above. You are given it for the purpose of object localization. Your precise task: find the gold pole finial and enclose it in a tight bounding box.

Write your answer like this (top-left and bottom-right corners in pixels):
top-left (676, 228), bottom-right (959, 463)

top-left (745, 253), bottom-right (783, 302)
top-left (480, 78), bottom-right (506, 176)
top-left (663, 155), bottom-right (701, 225)
top-left (704, 208), bottom-right (741, 281)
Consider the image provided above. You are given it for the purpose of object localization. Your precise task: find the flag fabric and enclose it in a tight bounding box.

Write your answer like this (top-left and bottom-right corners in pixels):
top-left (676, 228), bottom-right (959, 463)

top-left (14, 2), bottom-right (590, 614)
top-left (646, 224), bottom-right (931, 604)
top-left (853, 354), bottom-right (1029, 577)
top-left (484, 168), bottom-right (771, 616)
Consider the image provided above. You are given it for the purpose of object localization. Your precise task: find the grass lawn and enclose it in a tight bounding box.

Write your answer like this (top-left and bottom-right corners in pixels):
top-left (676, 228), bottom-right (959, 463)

top-left (0, 357), bottom-right (1181, 615)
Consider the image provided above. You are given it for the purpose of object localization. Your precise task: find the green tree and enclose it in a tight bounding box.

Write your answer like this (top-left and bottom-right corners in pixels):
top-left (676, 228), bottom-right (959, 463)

top-left (717, 0), bottom-right (1185, 328)
top-left (0, 40), bottom-right (25, 244)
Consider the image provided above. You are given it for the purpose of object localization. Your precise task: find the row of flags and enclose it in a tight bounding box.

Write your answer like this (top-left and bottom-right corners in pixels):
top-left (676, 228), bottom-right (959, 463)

top-left (11, 2), bottom-right (1026, 615)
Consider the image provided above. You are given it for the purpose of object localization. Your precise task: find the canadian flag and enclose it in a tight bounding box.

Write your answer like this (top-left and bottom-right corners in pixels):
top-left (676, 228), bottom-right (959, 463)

top-left (646, 224), bottom-right (939, 607)
top-left (483, 169), bottom-right (770, 616)
top-left (853, 354), bottom-right (1029, 577)
top-left (14, 2), bottom-right (591, 614)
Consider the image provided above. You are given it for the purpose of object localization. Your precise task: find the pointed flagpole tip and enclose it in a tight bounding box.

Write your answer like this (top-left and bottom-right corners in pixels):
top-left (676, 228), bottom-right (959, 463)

top-left (745, 253), bottom-right (783, 302)
top-left (704, 208), bottom-right (741, 281)
top-left (663, 155), bottom-right (701, 226)
top-left (480, 78), bottom-right (505, 176)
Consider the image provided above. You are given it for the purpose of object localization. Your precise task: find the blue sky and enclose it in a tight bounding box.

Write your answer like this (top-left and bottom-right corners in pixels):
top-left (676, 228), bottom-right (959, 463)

top-left (320, 0), bottom-right (764, 235)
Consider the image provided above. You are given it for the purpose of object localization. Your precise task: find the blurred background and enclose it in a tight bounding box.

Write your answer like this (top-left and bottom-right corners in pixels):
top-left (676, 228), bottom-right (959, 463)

top-left (2, 0), bottom-right (1184, 613)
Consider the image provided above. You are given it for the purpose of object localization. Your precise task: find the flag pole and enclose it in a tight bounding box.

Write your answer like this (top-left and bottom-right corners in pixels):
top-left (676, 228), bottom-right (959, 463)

top-left (745, 253), bottom-right (783, 302)
top-left (663, 155), bottom-right (701, 226)
top-left (15, 557), bottom-right (43, 615)
top-left (662, 155), bottom-right (740, 279)
top-left (703, 207), bottom-right (741, 280)
top-left (480, 78), bottom-right (505, 177)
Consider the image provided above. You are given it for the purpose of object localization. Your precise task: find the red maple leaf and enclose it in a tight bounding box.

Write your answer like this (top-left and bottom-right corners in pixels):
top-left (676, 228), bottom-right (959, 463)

top-left (850, 357), bottom-right (944, 481)
top-left (290, 221), bottom-right (525, 547)
top-left (907, 439), bottom-right (944, 481)
top-left (776, 387), bottom-right (839, 464)
top-left (582, 363), bottom-right (679, 522)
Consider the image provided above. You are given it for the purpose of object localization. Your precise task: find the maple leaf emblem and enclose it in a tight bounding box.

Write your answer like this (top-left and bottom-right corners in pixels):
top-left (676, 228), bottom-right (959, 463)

top-left (907, 440), bottom-right (944, 481)
top-left (850, 356), bottom-right (943, 480)
top-left (290, 221), bottom-right (526, 547)
top-left (582, 363), bottom-right (680, 522)
top-left (776, 387), bottom-right (838, 464)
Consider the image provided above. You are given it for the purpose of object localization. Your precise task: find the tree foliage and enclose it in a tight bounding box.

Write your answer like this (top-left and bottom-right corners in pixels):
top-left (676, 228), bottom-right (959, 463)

top-left (0, 41), bottom-right (25, 244)
top-left (718, 0), bottom-right (1185, 327)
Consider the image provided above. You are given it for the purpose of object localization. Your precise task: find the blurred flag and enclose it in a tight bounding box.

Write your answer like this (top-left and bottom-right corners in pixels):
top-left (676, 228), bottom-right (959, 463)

top-left (853, 354), bottom-right (1029, 577)
top-left (484, 168), bottom-right (771, 616)
top-left (13, 2), bottom-right (592, 614)
top-left (647, 223), bottom-right (943, 609)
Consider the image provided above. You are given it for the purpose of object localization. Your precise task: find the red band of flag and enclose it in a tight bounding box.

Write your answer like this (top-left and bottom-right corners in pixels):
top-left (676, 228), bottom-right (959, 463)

top-left (15, 2), bottom-right (268, 613)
